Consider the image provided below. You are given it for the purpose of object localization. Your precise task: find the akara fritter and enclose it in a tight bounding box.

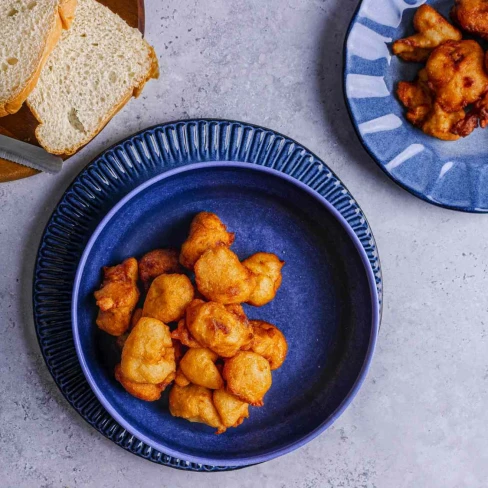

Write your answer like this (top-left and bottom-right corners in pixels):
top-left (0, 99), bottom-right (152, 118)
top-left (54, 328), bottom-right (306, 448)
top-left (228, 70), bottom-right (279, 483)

top-left (143, 274), bottom-right (194, 323)
top-left (426, 40), bottom-right (488, 113)
top-left (121, 317), bottom-right (176, 385)
top-left (179, 348), bottom-right (224, 389)
top-left (223, 351), bottom-right (272, 406)
top-left (248, 320), bottom-right (288, 370)
top-left (194, 245), bottom-right (256, 304)
top-left (451, 0), bottom-right (488, 39)
top-left (94, 257), bottom-right (140, 336)
top-left (115, 364), bottom-right (173, 401)
top-left (393, 5), bottom-right (461, 62)
top-left (242, 253), bottom-right (284, 306)
top-left (139, 248), bottom-right (181, 290)
top-left (397, 66), bottom-right (475, 140)
top-left (169, 384), bottom-right (225, 433)
top-left (186, 299), bottom-right (253, 357)
top-left (180, 212), bottom-right (235, 270)
top-left (213, 389), bottom-right (249, 430)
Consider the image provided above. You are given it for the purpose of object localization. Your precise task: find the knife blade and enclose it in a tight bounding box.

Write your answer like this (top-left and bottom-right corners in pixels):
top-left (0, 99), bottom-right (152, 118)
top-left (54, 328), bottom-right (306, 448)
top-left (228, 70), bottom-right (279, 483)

top-left (0, 134), bottom-right (63, 174)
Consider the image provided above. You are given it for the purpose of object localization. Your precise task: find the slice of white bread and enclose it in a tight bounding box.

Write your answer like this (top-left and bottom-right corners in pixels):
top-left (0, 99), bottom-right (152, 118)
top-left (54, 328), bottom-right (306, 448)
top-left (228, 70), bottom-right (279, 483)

top-left (27, 0), bottom-right (159, 155)
top-left (0, 0), bottom-right (76, 117)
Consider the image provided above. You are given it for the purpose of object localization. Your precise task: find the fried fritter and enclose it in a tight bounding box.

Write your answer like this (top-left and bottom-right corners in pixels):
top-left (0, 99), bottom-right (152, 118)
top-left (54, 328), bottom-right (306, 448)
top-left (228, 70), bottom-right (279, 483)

top-left (180, 212), bottom-right (235, 270)
top-left (139, 249), bottom-right (181, 290)
top-left (186, 299), bottom-right (253, 357)
top-left (169, 384), bottom-right (225, 433)
top-left (121, 317), bottom-right (176, 385)
top-left (115, 364), bottom-right (173, 401)
top-left (248, 320), bottom-right (288, 370)
top-left (142, 274), bottom-right (194, 323)
top-left (426, 40), bottom-right (488, 113)
top-left (242, 253), bottom-right (284, 306)
top-left (451, 0), bottom-right (488, 39)
top-left (171, 319), bottom-right (202, 348)
top-left (393, 5), bottom-right (462, 62)
top-left (397, 68), bottom-right (433, 126)
top-left (94, 257), bottom-right (140, 336)
top-left (213, 389), bottom-right (249, 430)
top-left (397, 68), bottom-right (466, 140)
top-left (223, 351), bottom-right (272, 406)
top-left (179, 348), bottom-right (224, 389)
top-left (194, 246), bottom-right (256, 304)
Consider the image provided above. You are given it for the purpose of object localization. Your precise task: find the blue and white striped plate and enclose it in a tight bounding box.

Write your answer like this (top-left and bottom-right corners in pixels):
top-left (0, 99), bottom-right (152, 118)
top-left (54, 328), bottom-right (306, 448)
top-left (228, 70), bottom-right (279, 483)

top-left (344, 0), bottom-right (488, 213)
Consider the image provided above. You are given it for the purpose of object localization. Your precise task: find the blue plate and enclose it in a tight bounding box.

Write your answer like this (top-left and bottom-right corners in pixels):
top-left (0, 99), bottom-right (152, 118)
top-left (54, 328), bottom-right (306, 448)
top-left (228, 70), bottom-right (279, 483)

top-left (344, 0), bottom-right (488, 212)
top-left (72, 162), bottom-right (379, 467)
top-left (33, 119), bottom-right (382, 471)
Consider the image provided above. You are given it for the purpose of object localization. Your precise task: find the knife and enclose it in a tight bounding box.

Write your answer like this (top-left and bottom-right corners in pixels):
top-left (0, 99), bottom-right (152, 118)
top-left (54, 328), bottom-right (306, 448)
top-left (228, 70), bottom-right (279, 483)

top-left (0, 134), bottom-right (63, 174)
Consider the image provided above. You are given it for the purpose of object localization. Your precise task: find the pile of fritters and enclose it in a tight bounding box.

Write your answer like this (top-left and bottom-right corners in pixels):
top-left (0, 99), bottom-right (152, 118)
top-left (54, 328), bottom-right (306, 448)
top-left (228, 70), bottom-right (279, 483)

top-left (393, 3), bottom-right (488, 140)
top-left (94, 212), bottom-right (288, 434)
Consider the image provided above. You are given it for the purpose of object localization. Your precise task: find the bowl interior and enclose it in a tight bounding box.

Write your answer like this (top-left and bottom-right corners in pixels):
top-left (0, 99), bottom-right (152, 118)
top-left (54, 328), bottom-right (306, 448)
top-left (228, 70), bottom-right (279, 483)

top-left (73, 163), bottom-right (377, 465)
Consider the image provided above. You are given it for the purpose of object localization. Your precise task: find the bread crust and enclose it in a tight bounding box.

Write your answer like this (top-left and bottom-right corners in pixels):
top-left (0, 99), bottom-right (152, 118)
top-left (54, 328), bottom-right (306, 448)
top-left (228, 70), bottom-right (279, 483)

top-left (28, 43), bottom-right (159, 156)
top-left (0, 0), bottom-right (77, 118)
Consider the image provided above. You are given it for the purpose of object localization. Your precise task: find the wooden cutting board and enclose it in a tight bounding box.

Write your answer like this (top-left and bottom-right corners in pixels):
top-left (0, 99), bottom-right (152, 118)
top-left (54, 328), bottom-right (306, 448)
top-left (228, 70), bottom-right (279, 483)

top-left (0, 0), bottom-right (145, 183)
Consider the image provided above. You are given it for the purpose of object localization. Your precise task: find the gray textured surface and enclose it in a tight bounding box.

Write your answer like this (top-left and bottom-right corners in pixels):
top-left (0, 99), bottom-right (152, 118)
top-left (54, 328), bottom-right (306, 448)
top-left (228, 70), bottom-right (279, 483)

top-left (0, 0), bottom-right (487, 486)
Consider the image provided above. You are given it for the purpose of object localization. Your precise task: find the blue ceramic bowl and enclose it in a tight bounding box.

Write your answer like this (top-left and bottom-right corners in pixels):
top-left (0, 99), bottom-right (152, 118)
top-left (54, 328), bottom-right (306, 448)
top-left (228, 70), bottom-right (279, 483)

top-left (344, 0), bottom-right (488, 212)
top-left (72, 161), bottom-right (379, 466)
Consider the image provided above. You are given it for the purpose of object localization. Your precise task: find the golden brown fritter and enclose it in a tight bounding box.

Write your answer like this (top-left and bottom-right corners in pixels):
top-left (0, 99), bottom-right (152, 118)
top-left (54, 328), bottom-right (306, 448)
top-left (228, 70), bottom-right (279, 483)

top-left (180, 212), bottom-right (235, 270)
top-left (179, 348), bottom-right (224, 389)
top-left (139, 249), bottom-right (181, 290)
top-left (121, 317), bottom-right (176, 385)
top-left (115, 364), bottom-right (173, 401)
top-left (171, 319), bottom-right (202, 348)
top-left (393, 5), bottom-right (462, 62)
top-left (213, 389), bottom-right (249, 430)
top-left (426, 40), bottom-right (488, 113)
top-left (169, 384), bottom-right (225, 433)
top-left (242, 253), bottom-right (284, 306)
top-left (451, 0), bottom-right (488, 39)
top-left (397, 69), bottom-right (433, 126)
top-left (142, 274), bottom-right (194, 323)
top-left (248, 320), bottom-right (288, 370)
top-left (223, 351), bottom-right (272, 406)
top-left (186, 300), bottom-right (253, 357)
top-left (194, 246), bottom-right (256, 304)
top-left (94, 257), bottom-right (140, 336)
top-left (397, 68), bottom-right (467, 140)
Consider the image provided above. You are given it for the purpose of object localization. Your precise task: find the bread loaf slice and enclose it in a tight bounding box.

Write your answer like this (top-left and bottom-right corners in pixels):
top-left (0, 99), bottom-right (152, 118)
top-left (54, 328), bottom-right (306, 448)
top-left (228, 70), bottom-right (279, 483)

top-left (27, 0), bottom-right (159, 156)
top-left (0, 0), bottom-right (76, 117)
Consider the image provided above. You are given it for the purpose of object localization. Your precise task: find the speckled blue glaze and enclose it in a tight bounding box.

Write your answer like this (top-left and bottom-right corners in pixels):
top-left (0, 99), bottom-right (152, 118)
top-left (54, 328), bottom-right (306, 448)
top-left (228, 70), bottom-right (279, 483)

top-left (33, 119), bottom-right (382, 471)
top-left (72, 162), bottom-right (379, 467)
top-left (344, 0), bottom-right (488, 212)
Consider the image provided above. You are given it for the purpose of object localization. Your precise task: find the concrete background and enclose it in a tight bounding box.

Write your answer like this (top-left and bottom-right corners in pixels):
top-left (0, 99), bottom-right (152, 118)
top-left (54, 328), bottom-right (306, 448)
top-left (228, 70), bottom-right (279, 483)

top-left (1, 0), bottom-right (487, 486)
